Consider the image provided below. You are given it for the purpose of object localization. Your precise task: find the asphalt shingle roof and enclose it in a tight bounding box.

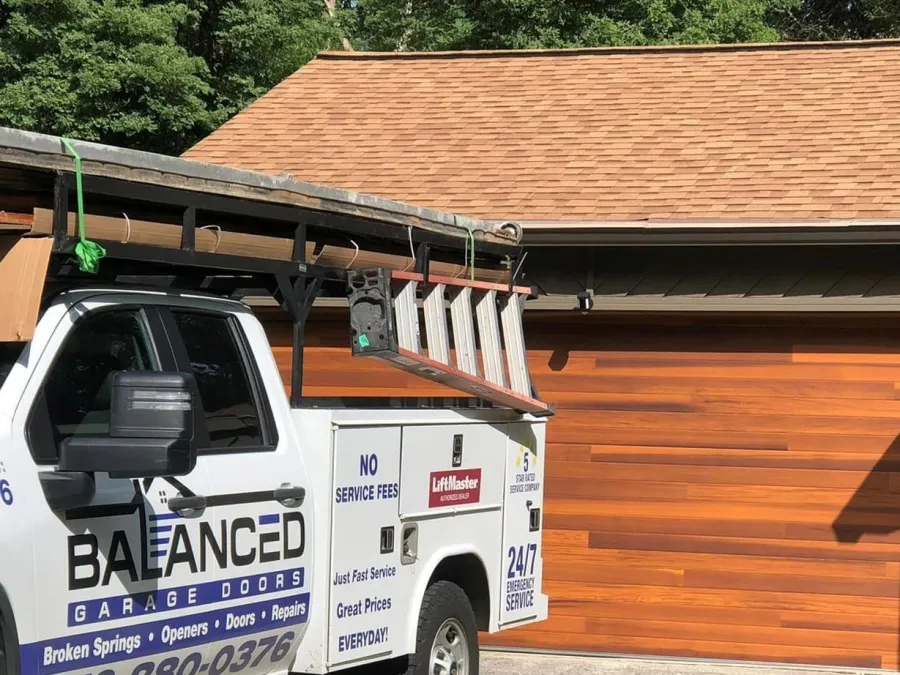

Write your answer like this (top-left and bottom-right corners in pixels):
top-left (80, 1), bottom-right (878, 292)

top-left (183, 40), bottom-right (900, 223)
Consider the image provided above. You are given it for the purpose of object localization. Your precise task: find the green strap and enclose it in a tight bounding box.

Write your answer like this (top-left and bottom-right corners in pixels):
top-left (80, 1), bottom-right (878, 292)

top-left (467, 230), bottom-right (475, 281)
top-left (60, 138), bottom-right (106, 273)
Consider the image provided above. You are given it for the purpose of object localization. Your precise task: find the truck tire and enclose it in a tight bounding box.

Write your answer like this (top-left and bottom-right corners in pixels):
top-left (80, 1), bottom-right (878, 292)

top-left (405, 581), bottom-right (479, 675)
top-left (0, 609), bottom-right (20, 675)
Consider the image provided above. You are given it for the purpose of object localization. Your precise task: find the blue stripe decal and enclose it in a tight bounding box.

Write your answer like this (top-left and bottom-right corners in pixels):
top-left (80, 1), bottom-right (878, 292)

top-left (23, 591), bottom-right (310, 675)
top-left (258, 514), bottom-right (279, 525)
top-left (150, 538), bottom-right (170, 546)
top-left (148, 513), bottom-right (181, 521)
top-left (67, 568), bottom-right (305, 627)
top-left (149, 525), bottom-right (171, 534)
top-left (150, 551), bottom-right (165, 558)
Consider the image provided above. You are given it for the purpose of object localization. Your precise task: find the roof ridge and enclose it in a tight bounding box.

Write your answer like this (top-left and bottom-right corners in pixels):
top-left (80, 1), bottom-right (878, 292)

top-left (318, 38), bottom-right (900, 60)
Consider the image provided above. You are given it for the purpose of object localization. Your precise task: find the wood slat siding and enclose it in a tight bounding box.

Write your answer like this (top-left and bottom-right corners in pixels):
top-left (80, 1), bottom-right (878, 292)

top-left (262, 308), bottom-right (900, 671)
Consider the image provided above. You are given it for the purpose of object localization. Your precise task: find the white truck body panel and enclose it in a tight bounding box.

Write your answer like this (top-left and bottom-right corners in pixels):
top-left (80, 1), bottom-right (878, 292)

top-left (0, 288), bottom-right (548, 675)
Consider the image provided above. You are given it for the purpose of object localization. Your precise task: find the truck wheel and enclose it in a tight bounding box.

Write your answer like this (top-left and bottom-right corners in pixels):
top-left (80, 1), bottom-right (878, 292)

top-left (406, 581), bottom-right (478, 675)
top-left (0, 622), bottom-right (6, 675)
top-left (0, 610), bottom-right (20, 675)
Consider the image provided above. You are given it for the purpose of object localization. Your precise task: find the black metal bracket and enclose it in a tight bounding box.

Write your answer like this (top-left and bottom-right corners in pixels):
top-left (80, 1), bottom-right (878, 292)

top-left (181, 206), bottom-right (196, 251)
top-left (302, 277), bottom-right (323, 323)
top-left (274, 273), bottom-right (302, 319)
top-left (52, 172), bottom-right (71, 253)
top-left (509, 250), bottom-right (528, 295)
top-left (347, 268), bottom-right (398, 357)
top-left (415, 242), bottom-right (431, 286)
top-left (292, 223), bottom-right (306, 263)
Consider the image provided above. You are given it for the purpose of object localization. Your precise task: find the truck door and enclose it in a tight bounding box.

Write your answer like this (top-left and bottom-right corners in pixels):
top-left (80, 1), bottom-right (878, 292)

top-left (13, 299), bottom-right (217, 675)
top-left (498, 421), bottom-right (546, 627)
top-left (157, 304), bottom-right (313, 675)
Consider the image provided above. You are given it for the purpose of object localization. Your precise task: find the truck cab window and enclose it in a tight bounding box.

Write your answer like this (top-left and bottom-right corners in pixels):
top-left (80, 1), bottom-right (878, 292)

top-left (31, 309), bottom-right (158, 460)
top-left (170, 311), bottom-right (263, 450)
top-left (0, 342), bottom-right (25, 390)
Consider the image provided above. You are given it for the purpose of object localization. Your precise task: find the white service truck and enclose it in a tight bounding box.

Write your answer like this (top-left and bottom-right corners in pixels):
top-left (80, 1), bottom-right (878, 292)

top-left (0, 129), bottom-right (551, 675)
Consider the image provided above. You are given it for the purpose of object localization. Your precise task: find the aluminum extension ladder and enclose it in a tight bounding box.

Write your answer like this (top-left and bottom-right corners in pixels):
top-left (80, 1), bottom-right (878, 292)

top-left (347, 268), bottom-right (552, 415)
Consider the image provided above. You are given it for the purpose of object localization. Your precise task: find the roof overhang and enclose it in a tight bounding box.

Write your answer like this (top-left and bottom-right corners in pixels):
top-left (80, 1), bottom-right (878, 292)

top-left (511, 220), bottom-right (900, 246)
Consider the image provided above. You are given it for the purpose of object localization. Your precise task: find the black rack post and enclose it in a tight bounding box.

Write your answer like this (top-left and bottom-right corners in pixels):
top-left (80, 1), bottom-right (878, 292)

top-left (289, 223), bottom-right (308, 407)
top-left (52, 172), bottom-right (70, 251)
top-left (290, 275), bottom-right (306, 407)
top-left (181, 206), bottom-right (197, 251)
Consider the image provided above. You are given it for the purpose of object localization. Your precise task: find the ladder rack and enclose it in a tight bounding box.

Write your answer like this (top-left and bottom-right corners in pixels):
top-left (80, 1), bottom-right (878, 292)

top-left (0, 127), bottom-right (553, 415)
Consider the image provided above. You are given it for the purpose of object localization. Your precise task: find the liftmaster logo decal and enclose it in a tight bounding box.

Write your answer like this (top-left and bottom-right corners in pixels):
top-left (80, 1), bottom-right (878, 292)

top-left (428, 469), bottom-right (482, 508)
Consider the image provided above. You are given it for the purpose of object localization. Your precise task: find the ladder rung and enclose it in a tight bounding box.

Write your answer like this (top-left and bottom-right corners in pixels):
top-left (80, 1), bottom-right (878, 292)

top-left (500, 293), bottom-right (530, 396)
top-left (392, 269), bottom-right (533, 295)
top-left (449, 287), bottom-right (478, 376)
top-left (475, 289), bottom-right (506, 388)
top-left (394, 279), bottom-right (421, 354)
top-left (423, 283), bottom-right (450, 365)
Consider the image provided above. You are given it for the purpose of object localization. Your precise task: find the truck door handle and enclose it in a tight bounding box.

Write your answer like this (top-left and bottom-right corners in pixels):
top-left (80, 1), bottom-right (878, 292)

top-left (273, 486), bottom-right (305, 507)
top-left (166, 487), bottom-right (305, 513)
top-left (168, 494), bottom-right (208, 514)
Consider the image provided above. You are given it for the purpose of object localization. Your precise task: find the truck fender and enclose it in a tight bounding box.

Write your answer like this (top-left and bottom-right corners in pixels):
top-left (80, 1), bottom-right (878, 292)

top-left (401, 544), bottom-right (489, 655)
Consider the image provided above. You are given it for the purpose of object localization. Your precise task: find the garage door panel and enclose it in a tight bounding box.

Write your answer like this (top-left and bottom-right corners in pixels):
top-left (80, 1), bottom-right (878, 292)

top-left (551, 393), bottom-right (900, 418)
top-left (584, 362), bottom-right (900, 382)
top-left (547, 497), bottom-right (845, 522)
top-left (544, 548), bottom-right (892, 580)
top-left (586, 530), bottom-right (900, 563)
top-left (782, 610), bottom-right (900, 633)
top-left (586, 448), bottom-right (893, 472)
top-left (545, 460), bottom-right (875, 488)
top-left (554, 514), bottom-right (900, 546)
top-left (549, 410), bottom-right (900, 438)
top-left (546, 512), bottom-right (787, 539)
top-left (268, 313), bottom-right (900, 669)
top-left (544, 562), bottom-right (686, 587)
top-left (544, 477), bottom-right (689, 501)
top-left (535, 374), bottom-right (896, 399)
top-left (541, 580), bottom-right (899, 616)
top-left (684, 483), bottom-right (890, 508)
top-left (684, 569), bottom-right (899, 599)
top-left (553, 427), bottom-right (792, 450)
top-left (550, 597), bottom-right (783, 629)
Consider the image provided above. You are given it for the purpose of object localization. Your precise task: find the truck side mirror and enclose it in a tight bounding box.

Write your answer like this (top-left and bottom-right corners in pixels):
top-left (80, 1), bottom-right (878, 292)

top-left (58, 371), bottom-right (200, 479)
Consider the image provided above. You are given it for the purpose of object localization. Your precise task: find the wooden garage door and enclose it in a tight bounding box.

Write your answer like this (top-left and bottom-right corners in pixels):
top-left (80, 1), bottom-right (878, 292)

top-left (264, 309), bottom-right (900, 671)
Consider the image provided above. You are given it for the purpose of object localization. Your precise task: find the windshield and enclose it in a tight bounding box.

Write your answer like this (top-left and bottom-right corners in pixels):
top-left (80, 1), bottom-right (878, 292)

top-left (0, 342), bottom-right (25, 390)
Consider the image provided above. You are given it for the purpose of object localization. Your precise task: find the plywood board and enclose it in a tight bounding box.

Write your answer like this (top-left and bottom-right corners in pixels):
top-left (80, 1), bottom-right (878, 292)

top-left (0, 235), bottom-right (51, 341)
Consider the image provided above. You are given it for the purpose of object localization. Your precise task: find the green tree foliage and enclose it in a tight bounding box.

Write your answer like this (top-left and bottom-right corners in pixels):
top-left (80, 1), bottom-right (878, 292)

top-left (0, 0), bottom-right (344, 153)
top-left (0, 0), bottom-right (213, 153)
top-left (779, 0), bottom-right (900, 39)
top-left (346, 0), bottom-right (802, 51)
top-left (180, 0), bottom-right (346, 125)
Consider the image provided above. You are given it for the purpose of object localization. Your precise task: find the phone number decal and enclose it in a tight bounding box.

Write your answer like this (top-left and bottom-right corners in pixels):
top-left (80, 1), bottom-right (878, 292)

top-left (19, 593), bottom-right (310, 675)
top-left (77, 631), bottom-right (296, 675)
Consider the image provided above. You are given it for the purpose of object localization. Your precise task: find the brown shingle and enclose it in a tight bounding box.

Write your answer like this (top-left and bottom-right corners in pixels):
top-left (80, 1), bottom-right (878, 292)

top-left (183, 40), bottom-right (900, 223)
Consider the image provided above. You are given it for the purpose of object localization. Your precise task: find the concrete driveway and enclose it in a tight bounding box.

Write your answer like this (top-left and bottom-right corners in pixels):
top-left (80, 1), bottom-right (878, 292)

top-left (481, 650), bottom-right (878, 675)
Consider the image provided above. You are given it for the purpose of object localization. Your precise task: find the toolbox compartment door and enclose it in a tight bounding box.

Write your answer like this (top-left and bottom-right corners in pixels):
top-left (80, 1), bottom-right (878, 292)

top-left (398, 423), bottom-right (506, 518)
